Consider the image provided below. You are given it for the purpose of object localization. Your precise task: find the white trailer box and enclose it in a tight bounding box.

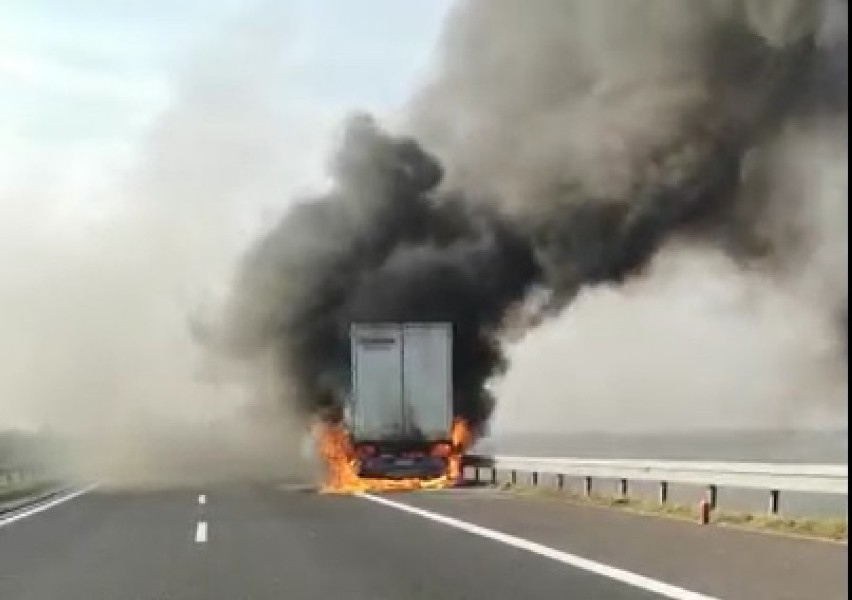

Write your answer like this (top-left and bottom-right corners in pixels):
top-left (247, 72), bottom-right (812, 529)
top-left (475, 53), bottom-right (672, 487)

top-left (349, 323), bottom-right (452, 443)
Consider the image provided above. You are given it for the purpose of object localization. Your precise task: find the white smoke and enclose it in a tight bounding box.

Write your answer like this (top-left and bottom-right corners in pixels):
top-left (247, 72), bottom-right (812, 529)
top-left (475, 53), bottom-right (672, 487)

top-left (0, 8), bottom-right (334, 484)
top-left (492, 245), bottom-right (847, 433)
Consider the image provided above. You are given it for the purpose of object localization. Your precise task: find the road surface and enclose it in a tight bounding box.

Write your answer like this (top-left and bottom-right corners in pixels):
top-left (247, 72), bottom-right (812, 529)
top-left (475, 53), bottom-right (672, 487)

top-left (0, 483), bottom-right (845, 600)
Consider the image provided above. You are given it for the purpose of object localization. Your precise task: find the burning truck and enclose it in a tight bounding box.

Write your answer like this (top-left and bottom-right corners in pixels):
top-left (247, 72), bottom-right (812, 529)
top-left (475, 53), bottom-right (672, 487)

top-left (205, 0), bottom-right (845, 497)
top-left (316, 322), bottom-right (471, 493)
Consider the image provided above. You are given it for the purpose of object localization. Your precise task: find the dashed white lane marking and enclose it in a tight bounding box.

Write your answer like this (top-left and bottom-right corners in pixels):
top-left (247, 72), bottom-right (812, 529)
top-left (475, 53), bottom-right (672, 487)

top-left (359, 493), bottom-right (719, 600)
top-left (198, 494), bottom-right (207, 505)
top-left (0, 485), bottom-right (97, 529)
top-left (195, 521), bottom-right (208, 543)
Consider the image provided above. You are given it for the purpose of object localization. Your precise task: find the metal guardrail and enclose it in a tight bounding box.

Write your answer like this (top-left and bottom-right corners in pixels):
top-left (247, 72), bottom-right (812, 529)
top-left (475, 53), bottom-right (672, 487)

top-left (0, 466), bottom-right (40, 487)
top-left (463, 455), bottom-right (848, 515)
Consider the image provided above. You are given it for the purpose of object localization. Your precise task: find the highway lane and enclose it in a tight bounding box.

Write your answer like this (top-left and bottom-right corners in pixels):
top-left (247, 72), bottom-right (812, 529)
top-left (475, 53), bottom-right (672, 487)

top-left (0, 483), bottom-right (843, 600)
top-left (397, 487), bottom-right (849, 600)
top-left (0, 488), bottom-right (207, 599)
top-left (0, 483), bottom-right (694, 600)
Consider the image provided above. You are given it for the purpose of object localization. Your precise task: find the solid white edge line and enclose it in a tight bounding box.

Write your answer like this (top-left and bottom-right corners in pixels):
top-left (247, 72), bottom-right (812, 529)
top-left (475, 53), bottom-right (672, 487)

top-left (195, 521), bottom-right (208, 543)
top-left (0, 485), bottom-right (98, 529)
top-left (198, 494), bottom-right (207, 505)
top-left (358, 493), bottom-right (720, 600)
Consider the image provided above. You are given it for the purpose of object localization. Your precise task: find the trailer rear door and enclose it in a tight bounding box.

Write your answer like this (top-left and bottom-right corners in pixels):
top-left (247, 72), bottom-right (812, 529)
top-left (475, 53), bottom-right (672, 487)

top-left (402, 323), bottom-right (452, 441)
top-left (350, 324), bottom-right (404, 441)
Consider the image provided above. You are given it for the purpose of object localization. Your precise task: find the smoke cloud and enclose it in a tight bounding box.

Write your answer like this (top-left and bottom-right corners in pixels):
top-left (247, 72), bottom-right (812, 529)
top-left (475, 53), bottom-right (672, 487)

top-left (493, 245), bottom-right (847, 433)
top-left (220, 0), bottom-right (846, 434)
top-left (8, 0), bottom-right (838, 470)
top-left (408, 0), bottom-right (844, 303)
top-left (0, 9), bottom-right (332, 485)
top-left (216, 115), bottom-right (539, 431)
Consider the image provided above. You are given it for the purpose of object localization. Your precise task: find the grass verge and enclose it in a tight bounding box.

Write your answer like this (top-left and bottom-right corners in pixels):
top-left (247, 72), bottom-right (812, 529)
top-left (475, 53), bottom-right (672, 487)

top-left (0, 480), bottom-right (60, 507)
top-left (499, 482), bottom-right (847, 542)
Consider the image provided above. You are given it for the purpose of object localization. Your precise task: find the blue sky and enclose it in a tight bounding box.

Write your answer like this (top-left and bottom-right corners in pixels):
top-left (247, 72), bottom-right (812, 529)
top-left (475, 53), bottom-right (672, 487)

top-left (0, 0), bottom-right (453, 191)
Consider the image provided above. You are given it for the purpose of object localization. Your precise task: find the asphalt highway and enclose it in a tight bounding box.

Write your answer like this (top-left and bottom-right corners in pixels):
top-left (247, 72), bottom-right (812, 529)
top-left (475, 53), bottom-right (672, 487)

top-left (0, 483), bottom-right (845, 600)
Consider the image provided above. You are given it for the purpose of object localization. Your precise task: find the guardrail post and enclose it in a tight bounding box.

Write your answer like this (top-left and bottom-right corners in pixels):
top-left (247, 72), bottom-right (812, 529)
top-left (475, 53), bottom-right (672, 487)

top-left (707, 485), bottom-right (718, 510)
top-left (618, 478), bottom-right (628, 498)
top-left (584, 476), bottom-right (593, 497)
top-left (699, 499), bottom-right (711, 525)
top-left (531, 471), bottom-right (539, 486)
top-left (556, 474), bottom-right (565, 491)
top-left (658, 481), bottom-right (668, 505)
top-left (490, 467), bottom-right (497, 485)
top-left (510, 470), bottom-right (517, 485)
top-left (768, 490), bottom-right (780, 515)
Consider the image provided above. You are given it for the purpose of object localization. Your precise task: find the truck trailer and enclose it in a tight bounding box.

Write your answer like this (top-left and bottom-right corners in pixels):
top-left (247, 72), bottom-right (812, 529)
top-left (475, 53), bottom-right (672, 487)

top-left (346, 322), bottom-right (453, 479)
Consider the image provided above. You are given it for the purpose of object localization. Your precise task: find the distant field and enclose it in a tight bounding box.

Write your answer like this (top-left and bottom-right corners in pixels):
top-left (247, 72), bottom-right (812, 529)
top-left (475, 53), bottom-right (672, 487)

top-left (474, 428), bottom-right (849, 463)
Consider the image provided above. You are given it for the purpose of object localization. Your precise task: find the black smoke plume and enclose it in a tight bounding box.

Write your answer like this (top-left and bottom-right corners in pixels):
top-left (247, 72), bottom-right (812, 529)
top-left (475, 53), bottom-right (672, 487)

top-left (220, 115), bottom-right (538, 431)
top-left (214, 0), bottom-right (846, 433)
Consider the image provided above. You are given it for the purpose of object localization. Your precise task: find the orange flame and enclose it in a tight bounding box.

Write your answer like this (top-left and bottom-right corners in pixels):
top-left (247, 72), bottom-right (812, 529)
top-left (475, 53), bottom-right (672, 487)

top-left (315, 417), bottom-right (472, 494)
